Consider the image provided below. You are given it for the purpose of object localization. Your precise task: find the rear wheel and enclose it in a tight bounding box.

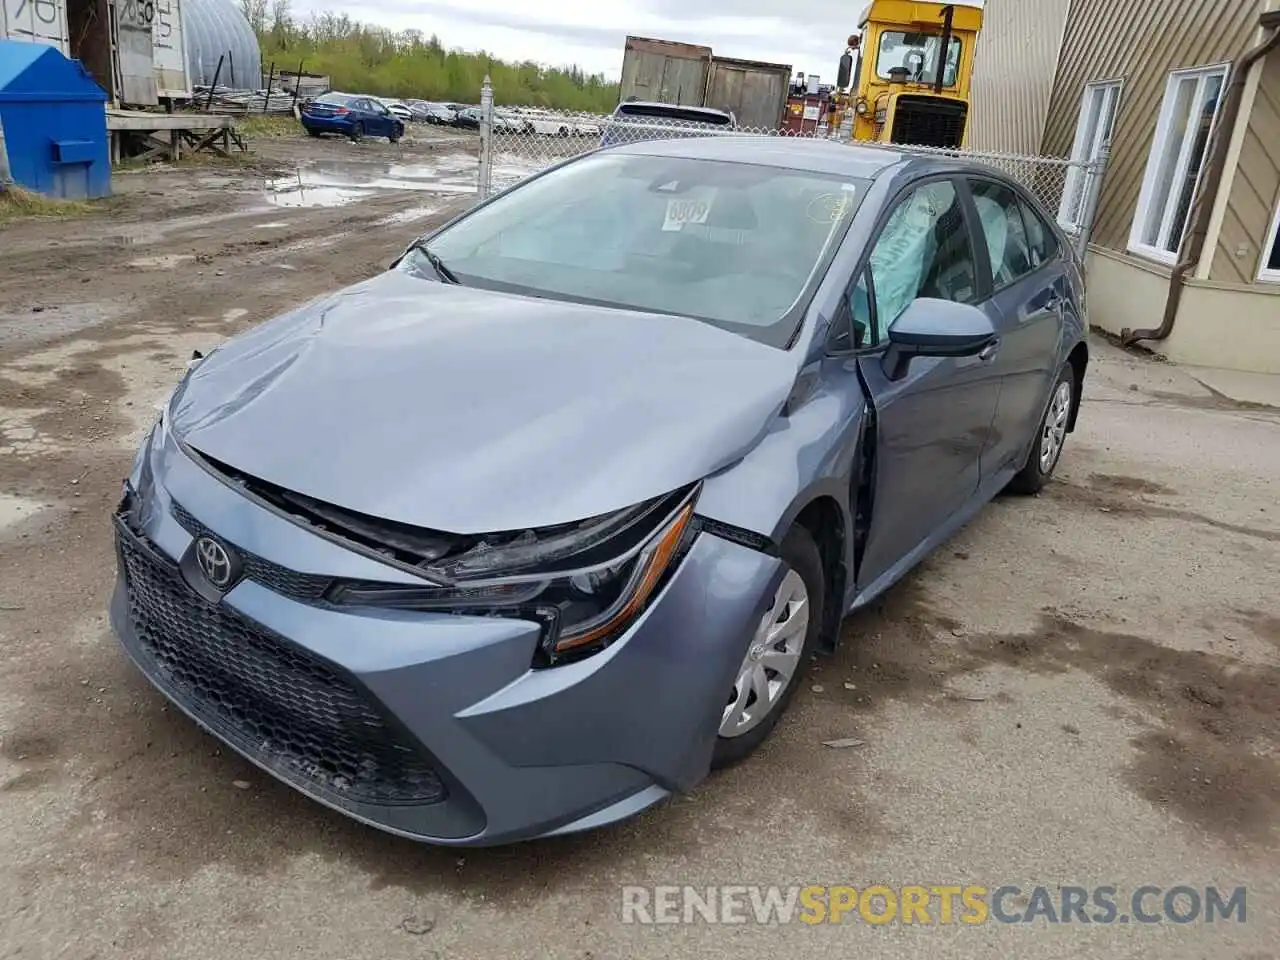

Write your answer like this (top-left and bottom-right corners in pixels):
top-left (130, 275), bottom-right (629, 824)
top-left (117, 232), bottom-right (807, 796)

top-left (305, 127), bottom-right (321, 138)
top-left (712, 526), bottom-right (824, 769)
top-left (349, 122), bottom-right (364, 142)
top-left (1007, 363), bottom-right (1074, 494)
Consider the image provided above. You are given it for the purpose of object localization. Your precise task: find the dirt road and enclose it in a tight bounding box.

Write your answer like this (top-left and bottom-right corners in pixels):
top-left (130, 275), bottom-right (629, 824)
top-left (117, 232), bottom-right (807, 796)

top-left (1, 137), bottom-right (1278, 959)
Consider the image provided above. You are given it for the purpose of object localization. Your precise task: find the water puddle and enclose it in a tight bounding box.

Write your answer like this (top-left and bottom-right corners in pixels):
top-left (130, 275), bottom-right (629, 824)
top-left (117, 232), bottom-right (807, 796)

top-left (263, 157), bottom-right (478, 208)
top-left (375, 204), bottom-right (443, 226)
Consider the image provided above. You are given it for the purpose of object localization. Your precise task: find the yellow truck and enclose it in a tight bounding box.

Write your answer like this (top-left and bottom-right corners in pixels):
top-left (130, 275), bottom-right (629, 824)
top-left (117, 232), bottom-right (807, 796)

top-left (835, 1), bottom-right (983, 148)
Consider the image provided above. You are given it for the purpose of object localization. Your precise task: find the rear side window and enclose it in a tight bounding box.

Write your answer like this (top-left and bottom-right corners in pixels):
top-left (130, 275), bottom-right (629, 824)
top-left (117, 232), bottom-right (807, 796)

top-left (970, 179), bottom-right (1035, 289)
top-left (1017, 198), bottom-right (1059, 267)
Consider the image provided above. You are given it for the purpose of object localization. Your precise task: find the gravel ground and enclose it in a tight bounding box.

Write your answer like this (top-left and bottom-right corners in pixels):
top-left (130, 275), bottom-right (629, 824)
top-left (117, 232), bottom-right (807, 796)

top-left (0, 140), bottom-right (1277, 960)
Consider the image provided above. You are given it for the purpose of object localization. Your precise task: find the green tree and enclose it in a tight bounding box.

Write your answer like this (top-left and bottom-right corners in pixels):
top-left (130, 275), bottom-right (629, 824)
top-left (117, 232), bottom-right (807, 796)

top-left (257, 3), bottom-right (619, 112)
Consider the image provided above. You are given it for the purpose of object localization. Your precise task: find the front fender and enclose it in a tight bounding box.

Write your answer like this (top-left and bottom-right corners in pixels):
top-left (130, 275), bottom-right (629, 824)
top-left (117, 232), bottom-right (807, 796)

top-left (695, 356), bottom-right (868, 566)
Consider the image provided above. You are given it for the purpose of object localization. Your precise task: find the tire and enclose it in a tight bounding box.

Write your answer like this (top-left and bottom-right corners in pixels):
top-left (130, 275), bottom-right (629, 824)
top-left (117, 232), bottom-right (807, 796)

top-left (305, 126), bottom-right (321, 138)
top-left (1007, 363), bottom-right (1075, 495)
top-left (349, 122), bottom-right (364, 142)
top-left (389, 123), bottom-right (404, 143)
top-left (712, 525), bottom-right (824, 769)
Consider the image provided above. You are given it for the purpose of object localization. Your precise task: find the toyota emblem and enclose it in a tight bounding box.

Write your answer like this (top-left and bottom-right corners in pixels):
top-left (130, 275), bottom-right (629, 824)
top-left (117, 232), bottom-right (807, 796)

top-left (194, 536), bottom-right (234, 589)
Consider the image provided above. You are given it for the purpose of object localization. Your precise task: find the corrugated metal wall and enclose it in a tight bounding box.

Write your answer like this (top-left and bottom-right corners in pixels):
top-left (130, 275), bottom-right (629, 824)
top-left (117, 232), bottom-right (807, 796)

top-left (967, 0), bottom-right (1071, 154)
top-left (1211, 49), bottom-right (1280, 283)
top-left (704, 58), bottom-right (790, 129)
top-left (1042, 0), bottom-right (1266, 252)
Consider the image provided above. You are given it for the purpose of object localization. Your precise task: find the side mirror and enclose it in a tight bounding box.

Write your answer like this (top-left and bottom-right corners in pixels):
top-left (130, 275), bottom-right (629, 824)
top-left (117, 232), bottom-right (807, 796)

top-left (837, 52), bottom-right (853, 89)
top-left (882, 298), bottom-right (998, 380)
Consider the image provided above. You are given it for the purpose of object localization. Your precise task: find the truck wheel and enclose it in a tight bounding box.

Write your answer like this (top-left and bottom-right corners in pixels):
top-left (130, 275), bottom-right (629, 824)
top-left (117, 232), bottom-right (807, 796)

top-left (712, 525), bottom-right (824, 769)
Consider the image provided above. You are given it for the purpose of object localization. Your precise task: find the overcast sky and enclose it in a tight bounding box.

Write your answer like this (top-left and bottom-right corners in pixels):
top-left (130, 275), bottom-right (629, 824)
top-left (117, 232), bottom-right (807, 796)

top-left (293, 0), bottom-right (984, 80)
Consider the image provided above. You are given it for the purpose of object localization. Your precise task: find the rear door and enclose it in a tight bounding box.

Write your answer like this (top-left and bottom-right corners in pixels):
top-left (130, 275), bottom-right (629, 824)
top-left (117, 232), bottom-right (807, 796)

top-left (852, 177), bottom-right (1003, 595)
top-left (966, 178), bottom-right (1068, 475)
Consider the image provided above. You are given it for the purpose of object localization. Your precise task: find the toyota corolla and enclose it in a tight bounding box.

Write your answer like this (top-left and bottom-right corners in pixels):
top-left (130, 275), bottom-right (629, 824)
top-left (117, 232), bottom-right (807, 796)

top-left (111, 136), bottom-right (1088, 845)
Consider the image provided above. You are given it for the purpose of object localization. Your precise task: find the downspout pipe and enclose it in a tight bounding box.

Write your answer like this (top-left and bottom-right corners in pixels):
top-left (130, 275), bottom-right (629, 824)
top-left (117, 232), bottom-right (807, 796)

top-left (1124, 11), bottom-right (1280, 347)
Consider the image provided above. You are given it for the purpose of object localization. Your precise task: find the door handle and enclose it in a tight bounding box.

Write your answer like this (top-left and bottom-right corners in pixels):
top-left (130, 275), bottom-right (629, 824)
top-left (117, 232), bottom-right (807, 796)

top-left (977, 340), bottom-right (1000, 364)
top-left (1043, 293), bottom-right (1065, 313)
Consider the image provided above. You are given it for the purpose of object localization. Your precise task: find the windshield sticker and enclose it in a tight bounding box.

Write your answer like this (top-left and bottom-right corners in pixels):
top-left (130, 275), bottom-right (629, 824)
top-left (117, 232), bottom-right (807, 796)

top-left (806, 191), bottom-right (856, 224)
top-left (663, 197), bottom-right (713, 231)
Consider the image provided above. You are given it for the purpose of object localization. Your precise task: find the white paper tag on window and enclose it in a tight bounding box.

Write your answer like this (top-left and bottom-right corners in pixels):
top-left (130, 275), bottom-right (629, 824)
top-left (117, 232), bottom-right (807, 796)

top-left (663, 197), bottom-right (713, 231)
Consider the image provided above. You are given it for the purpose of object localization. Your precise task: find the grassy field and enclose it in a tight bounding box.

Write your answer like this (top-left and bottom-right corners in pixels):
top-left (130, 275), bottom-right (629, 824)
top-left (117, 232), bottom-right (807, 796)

top-left (236, 115), bottom-right (306, 139)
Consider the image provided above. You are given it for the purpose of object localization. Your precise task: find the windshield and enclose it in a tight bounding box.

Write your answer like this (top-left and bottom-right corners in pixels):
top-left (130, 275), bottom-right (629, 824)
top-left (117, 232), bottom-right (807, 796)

top-left (398, 153), bottom-right (868, 348)
top-left (876, 31), bottom-right (962, 87)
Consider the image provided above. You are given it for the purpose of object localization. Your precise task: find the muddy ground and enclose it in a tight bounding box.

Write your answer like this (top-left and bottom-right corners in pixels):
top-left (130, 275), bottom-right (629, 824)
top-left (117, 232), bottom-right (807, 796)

top-left (1, 132), bottom-right (1278, 959)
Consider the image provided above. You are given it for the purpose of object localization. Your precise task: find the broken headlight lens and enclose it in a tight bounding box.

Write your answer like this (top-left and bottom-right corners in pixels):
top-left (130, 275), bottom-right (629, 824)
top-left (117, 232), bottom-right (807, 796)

top-left (329, 496), bottom-right (696, 664)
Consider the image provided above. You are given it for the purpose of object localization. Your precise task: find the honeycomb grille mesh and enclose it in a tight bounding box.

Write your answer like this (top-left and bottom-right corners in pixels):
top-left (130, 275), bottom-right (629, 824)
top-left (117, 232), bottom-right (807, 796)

top-left (117, 524), bottom-right (446, 806)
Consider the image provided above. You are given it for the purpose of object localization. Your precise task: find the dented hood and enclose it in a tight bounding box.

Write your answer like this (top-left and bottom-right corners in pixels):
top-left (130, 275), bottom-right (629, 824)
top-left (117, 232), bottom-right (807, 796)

top-left (170, 272), bottom-right (799, 534)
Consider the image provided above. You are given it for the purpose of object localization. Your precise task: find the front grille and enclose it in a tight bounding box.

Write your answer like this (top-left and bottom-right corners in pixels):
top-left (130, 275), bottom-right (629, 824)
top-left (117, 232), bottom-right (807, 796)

top-left (891, 95), bottom-right (968, 149)
top-left (117, 522), bottom-right (447, 806)
top-left (169, 500), bottom-right (334, 603)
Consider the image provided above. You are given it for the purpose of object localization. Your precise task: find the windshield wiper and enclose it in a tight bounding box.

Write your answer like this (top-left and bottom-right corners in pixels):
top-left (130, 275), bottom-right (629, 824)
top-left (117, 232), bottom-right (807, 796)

top-left (406, 241), bottom-right (460, 285)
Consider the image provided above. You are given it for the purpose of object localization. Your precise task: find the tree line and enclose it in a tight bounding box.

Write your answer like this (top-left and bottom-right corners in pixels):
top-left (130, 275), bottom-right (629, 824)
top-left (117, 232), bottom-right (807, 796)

top-left (241, 0), bottom-right (621, 112)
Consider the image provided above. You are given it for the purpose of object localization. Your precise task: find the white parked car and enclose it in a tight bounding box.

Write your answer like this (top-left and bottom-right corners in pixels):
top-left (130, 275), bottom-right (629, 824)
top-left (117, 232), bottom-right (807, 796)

top-left (378, 98), bottom-right (414, 123)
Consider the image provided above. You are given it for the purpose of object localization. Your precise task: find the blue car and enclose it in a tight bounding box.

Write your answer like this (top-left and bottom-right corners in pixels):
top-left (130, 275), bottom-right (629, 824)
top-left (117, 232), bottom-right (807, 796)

top-left (300, 92), bottom-right (405, 143)
top-left (111, 137), bottom-right (1088, 846)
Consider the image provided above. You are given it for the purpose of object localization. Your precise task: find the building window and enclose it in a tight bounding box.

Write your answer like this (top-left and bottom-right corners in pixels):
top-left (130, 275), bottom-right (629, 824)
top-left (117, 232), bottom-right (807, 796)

top-left (1260, 196), bottom-right (1280, 283)
top-left (1058, 80), bottom-right (1122, 232)
top-left (1129, 64), bottom-right (1230, 263)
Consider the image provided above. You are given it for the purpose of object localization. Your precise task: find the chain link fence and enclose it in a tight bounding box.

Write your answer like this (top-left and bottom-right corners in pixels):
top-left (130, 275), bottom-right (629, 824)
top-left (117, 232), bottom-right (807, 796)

top-left (473, 78), bottom-right (1108, 255)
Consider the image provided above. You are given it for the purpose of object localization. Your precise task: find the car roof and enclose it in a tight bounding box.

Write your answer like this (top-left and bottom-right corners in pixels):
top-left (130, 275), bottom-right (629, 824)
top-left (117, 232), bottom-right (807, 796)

top-left (610, 135), bottom-right (910, 180)
top-left (616, 101), bottom-right (732, 120)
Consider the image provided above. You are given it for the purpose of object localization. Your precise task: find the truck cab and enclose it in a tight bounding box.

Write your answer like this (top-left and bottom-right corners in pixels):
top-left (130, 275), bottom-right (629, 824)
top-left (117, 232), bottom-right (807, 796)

top-left (839, 1), bottom-right (983, 148)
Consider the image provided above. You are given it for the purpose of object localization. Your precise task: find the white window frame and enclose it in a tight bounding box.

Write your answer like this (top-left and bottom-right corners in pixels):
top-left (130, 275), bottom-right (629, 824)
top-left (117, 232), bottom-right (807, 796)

top-left (1058, 79), bottom-right (1123, 232)
top-left (1128, 63), bottom-right (1232, 265)
top-left (1259, 194), bottom-right (1280, 283)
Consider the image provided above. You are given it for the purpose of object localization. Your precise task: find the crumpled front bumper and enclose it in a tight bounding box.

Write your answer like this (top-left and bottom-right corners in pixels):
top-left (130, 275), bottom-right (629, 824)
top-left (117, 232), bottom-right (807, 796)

top-left (108, 427), bottom-right (783, 845)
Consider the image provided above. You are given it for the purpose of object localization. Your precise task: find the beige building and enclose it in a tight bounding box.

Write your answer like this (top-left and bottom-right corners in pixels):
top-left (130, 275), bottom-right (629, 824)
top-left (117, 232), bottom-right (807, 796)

top-left (969, 0), bottom-right (1280, 374)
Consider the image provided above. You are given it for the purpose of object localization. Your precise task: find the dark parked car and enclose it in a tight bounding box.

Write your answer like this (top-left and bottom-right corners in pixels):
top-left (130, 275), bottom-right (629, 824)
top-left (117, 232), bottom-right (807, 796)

top-left (599, 100), bottom-right (737, 148)
top-left (452, 106), bottom-right (480, 130)
top-left (300, 92), bottom-right (405, 142)
top-left (423, 102), bottom-right (458, 125)
top-left (111, 136), bottom-right (1088, 847)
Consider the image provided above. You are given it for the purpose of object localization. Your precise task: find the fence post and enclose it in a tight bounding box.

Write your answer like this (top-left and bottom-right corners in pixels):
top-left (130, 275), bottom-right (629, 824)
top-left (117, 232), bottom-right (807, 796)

top-left (1075, 140), bottom-right (1109, 260)
top-left (478, 76), bottom-right (494, 200)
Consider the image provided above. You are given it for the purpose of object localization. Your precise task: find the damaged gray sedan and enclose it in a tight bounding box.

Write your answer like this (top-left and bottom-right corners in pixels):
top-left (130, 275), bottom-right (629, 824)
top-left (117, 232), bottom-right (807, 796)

top-left (111, 136), bottom-right (1088, 845)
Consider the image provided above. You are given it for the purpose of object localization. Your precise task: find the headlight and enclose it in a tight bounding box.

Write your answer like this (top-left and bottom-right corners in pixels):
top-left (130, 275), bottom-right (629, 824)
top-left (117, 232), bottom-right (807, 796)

top-left (329, 491), bottom-right (697, 666)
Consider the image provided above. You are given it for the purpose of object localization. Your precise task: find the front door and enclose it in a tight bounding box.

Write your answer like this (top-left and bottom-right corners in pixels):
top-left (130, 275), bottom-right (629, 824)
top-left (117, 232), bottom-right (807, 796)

top-left (851, 178), bottom-right (1003, 596)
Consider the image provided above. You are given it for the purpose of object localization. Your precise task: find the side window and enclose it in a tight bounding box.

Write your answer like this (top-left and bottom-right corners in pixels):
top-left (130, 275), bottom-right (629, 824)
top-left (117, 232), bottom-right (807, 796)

top-left (866, 179), bottom-right (978, 341)
top-left (970, 179), bottom-right (1035, 288)
top-left (1017, 198), bottom-right (1059, 268)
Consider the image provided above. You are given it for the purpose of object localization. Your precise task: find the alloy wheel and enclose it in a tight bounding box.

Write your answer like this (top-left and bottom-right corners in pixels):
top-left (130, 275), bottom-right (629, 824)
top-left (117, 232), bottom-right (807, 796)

top-left (719, 569), bottom-right (809, 738)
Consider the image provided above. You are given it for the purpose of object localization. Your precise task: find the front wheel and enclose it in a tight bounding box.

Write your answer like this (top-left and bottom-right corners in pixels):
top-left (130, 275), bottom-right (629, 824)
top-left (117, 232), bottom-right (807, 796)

top-left (389, 123), bottom-right (404, 143)
top-left (1007, 363), bottom-right (1074, 495)
top-left (712, 525), bottom-right (824, 769)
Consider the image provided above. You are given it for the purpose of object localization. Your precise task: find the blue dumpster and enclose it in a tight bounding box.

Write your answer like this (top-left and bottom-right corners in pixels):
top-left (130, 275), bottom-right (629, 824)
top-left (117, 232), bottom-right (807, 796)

top-left (0, 40), bottom-right (110, 200)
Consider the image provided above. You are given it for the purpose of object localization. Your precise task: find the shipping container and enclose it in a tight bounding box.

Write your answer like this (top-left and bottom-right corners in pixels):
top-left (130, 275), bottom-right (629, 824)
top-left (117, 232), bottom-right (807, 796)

top-left (1, 0), bottom-right (71, 53)
top-left (4, 0), bottom-right (191, 103)
top-left (152, 0), bottom-right (191, 99)
top-left (704, 55), bottom-right (791, 130)
top-left (619, 36), bottom-right (711, 108)
top-left (619, 36), bottom-right (792, 131)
